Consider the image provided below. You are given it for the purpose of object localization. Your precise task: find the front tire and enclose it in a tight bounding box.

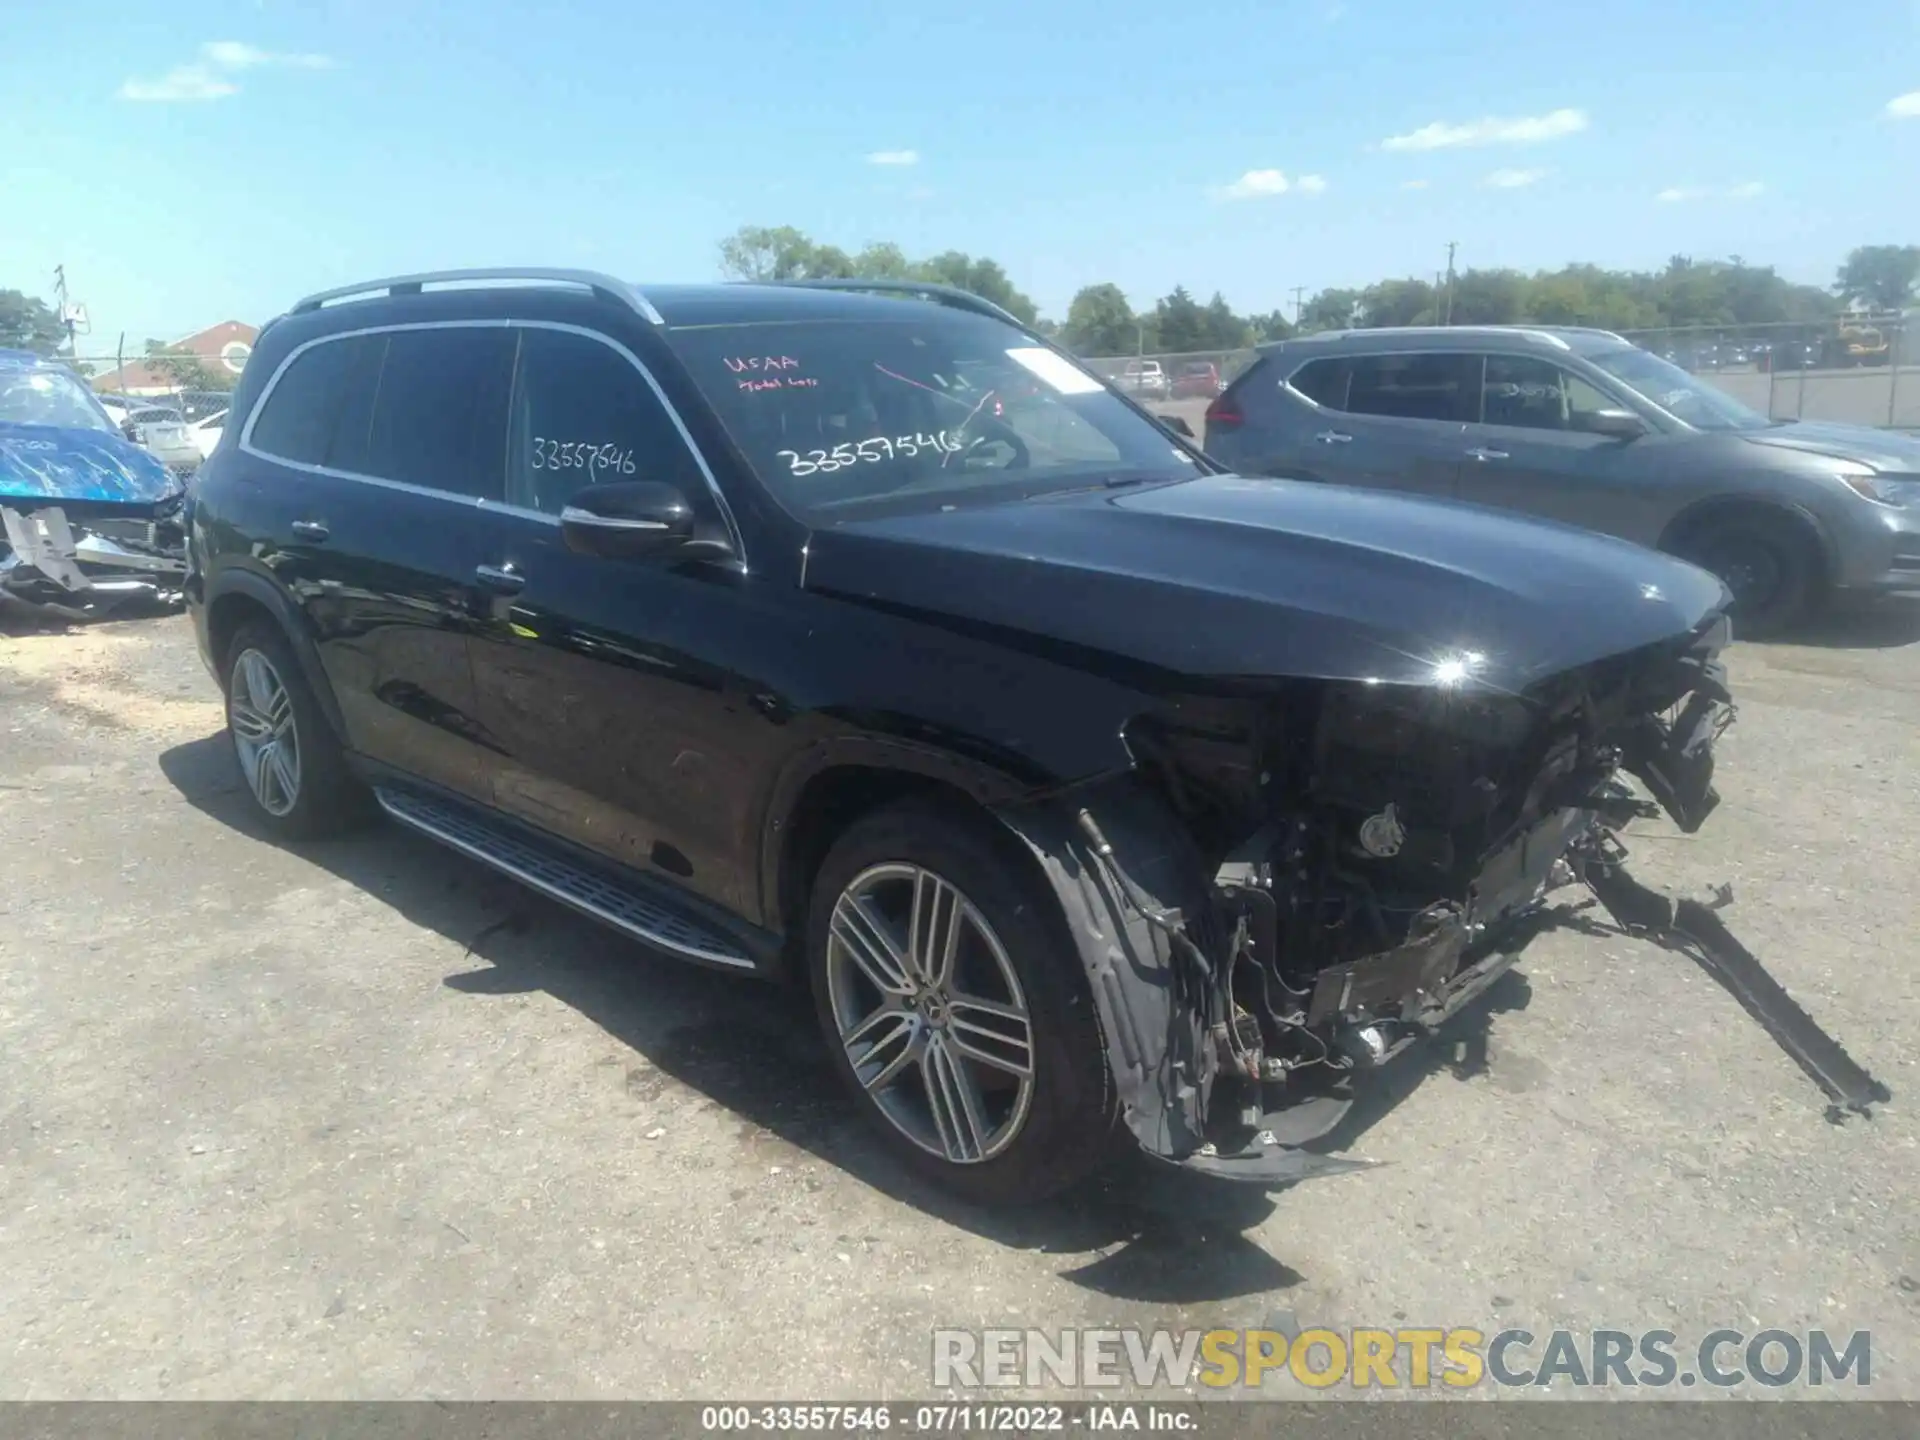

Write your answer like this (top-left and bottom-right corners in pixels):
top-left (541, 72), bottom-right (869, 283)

top-left (807, 800), bottom-right (1119, 1205)
top-left (222, 622), bottom-right (366, 839)
top-left (1672, 512), bottom-right (1820, 638)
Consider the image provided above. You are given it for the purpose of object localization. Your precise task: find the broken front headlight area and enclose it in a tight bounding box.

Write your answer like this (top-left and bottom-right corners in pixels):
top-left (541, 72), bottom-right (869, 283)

top-left (1007, 617), bottom-right (1882, 1187)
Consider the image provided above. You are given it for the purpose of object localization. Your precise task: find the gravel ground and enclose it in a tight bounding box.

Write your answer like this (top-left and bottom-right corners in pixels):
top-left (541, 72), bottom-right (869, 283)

top-left (1, 600), bottom-right (1917, 1404)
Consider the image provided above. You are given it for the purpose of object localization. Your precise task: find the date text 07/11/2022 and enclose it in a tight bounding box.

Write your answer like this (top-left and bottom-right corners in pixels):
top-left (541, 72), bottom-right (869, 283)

top-left (699, 1403), bottom-right (1195, 1433)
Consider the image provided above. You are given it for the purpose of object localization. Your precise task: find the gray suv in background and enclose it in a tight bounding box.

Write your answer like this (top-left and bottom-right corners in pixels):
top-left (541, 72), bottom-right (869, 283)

top-left (1203, 326), bottom-right (1920, 632)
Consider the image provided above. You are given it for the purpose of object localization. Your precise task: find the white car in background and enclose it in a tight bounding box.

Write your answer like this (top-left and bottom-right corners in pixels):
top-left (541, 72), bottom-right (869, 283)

top-left (123, 405), bottom-right (200, 474)
top-left (189, 409), bottom-right (227, 461)
top-left (1118, 359), bottom-right (1169, 398)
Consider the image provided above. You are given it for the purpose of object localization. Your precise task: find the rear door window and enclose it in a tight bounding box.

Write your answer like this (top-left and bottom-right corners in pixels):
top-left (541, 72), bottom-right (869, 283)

top-left (362, 328), bottom-right (515, 501)
top-left (1343, 353), bottom-right (1481, 422)
top-left (504, 327), bottom-right (711, 516)
top-left (247, 334), bottom-right (385, 470)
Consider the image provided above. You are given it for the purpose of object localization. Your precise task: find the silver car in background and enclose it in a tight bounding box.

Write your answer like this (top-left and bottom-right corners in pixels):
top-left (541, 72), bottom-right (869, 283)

top-left (1203, 325), bottom-right (1920, 633)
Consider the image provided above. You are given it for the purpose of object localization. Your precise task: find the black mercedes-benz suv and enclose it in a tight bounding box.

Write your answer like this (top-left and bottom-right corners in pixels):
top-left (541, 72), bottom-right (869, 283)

top-left (184, 269), bottom-right (1879, 1204)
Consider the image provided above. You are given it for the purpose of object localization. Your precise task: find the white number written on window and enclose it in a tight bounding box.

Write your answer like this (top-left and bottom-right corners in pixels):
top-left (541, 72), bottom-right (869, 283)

top-left (530, 437), bottom-right (637, 475)
top-left (776, 432), bottom-right (966, 476)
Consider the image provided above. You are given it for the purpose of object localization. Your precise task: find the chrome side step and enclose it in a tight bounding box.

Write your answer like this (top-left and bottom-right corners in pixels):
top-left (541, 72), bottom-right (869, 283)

top-left (374, 786), bottom-right (756, 970)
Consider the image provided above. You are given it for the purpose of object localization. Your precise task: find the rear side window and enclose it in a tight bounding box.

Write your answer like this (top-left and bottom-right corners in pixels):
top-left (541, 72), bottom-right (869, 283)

top-left (1344, 353), bottom-right (1480, 423)
top-left (1288, 358), bottom-right (1349, 409)
top-left (505, 328), bottom-right (708, 516)
top-left (247, 335), bottom-right (384, 470)
top-left (364, 328), bottom-right (516, 501)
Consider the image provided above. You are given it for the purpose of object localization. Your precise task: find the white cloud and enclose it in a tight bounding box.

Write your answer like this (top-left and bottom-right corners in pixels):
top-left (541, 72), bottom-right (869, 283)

top-left (118, 66), bottom-right (239, 102)
top-left (1657, 181), bottom-right (1764, 202)
top-left (1382, 107), bottom-right (1587, 151)
top-left (1400, 178), bottom-right (1430, 190)
top-left (1295, 174), bottom-right (1328, 193)
top-left (119, 39), bottom-right (335, 101)
top-left (866, 149), bottom-right (920, 166)
top-left (1886, 90), bottom-right (1920, 118)
top-left (1214, 168), bottom-right (1290, 200)
top-left (1483, 168), bottom-right (1549, 188)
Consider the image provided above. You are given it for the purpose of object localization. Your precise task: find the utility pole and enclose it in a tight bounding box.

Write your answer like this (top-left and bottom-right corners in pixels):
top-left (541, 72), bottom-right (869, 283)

top-left (1290, 286), bottom-right (1306, 325)
top-left (1442, 243), bottom-right (1458, 326)
top-left (53, 265), bottom-right (75, 359)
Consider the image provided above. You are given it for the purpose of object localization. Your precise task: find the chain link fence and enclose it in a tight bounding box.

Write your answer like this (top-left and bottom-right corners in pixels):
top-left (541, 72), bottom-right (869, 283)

top-left (1617, 317), bottom-right (1915, 429)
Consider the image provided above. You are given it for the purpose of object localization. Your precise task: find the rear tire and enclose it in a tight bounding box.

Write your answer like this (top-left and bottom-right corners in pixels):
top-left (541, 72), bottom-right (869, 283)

top-left (807, 800), bottom-right (1119, 1205)
top-left (222, 622), bottom-right (367, 840)
top-left (1670, 511), bottom-right (1821, 638)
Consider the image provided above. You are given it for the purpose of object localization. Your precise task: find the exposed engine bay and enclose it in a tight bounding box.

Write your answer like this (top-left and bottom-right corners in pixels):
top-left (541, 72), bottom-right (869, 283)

top-left (0, 497), bottom-right (188, 617)
top-left (997, 611), bottom-right (1890, 1186)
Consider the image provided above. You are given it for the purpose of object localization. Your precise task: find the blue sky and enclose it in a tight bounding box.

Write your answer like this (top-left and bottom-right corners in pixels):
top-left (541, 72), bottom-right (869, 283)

top-left (5, 0), bottom-right (1918, 350)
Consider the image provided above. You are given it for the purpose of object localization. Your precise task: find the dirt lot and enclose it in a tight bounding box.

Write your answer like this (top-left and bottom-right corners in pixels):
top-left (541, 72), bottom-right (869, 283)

top-left (3, 601), bottom-right (1919, 1402)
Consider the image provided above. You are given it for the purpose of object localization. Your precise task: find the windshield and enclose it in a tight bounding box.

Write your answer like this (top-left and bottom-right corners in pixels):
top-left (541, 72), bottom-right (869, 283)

top-left (666, 310), bottom-right (1201, 520)
top-left (0, 366), bottom-right (117, 434)
top-left (1588, 347), bottom-right (1771, 432)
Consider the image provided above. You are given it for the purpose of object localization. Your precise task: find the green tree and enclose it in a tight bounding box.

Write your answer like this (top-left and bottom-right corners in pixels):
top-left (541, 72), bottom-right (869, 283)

top-left (0, 289), bottom-right (67, 356)
top-left (1358, 278), bottom-right (1439, 328)
top-left (1834, 245), bottom-right (1920, 312)
top-left (718, 225), bottom-right (825, 281)
top-left (142, 340), bottom-right (229, 393)
top-left (1446, 269), bottom-right (1530, 325)
top-left (1298, 288), bottom-right (1360, 332)
top-left (717, 227), bottom-right (1041, 324)
top-left (1059, 283), bottom-right (1137, 356)
top-left (1151, 286), bottom-right (1208, 353)
top-left (850, 241), bottom-right (916, 279)
top-left (915, 252), bottom-right (1040, 325)
top-left (1245, 309), bottom-right (1294, 343)
top-left (1199, 292), bottom-right (1251, 350)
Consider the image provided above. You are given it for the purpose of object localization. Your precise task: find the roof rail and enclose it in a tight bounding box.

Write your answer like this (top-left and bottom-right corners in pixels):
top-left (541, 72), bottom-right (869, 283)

top-left (1316, 324), bottom-right (1581, 351)
top-left (772, 279), bottom-right (1029, 331)
top-left (289, 268), bottom-right (664, 325)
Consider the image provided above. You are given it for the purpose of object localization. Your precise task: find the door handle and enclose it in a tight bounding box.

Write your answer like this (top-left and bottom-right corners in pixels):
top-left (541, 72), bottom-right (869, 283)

top-left (473, 563), bottom-right (526, 596)
top-left (290, 520), bottom-right (330, 541)
top-left (1314, 430), bottom-right (1354, 445)
top-left (1464, 447), bottom-right (1510, 462)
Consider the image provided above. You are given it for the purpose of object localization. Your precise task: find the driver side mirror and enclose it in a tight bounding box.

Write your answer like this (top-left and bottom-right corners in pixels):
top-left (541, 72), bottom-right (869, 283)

top-left (560, 481), bottom-right (700, 560)
top-left (1580, 408), bottom-right (1648, 441)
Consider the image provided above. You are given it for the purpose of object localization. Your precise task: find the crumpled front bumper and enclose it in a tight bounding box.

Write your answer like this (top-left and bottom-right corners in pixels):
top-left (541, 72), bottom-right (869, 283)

top-left (993, 616), bottom-right (1888, 1188)
top-left (0, 500), bottom-right (187, 614)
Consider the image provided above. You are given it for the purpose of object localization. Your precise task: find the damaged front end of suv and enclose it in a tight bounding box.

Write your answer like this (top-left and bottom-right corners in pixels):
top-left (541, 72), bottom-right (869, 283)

top-left (804, 476), bottom-right (1897, 1189)
top-left (0, 352), bottom-right (188, 618)
top-left (991, 608), bottom-right (1890, 1185)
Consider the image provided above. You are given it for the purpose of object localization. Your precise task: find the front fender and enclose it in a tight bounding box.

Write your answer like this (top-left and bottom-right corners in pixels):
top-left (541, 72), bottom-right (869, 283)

top-left (756, 731), bottom-right (1056, 928)
top-left (992, 777), bottom-right (1218, 1160)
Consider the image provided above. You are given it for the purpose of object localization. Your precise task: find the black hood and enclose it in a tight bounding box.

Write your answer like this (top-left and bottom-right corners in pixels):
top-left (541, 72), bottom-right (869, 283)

top-left (803, 475), bottom-right (1730, 690)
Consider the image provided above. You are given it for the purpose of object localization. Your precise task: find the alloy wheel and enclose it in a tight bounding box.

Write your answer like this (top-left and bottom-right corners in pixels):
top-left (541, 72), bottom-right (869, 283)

top-left (1695, 535), bottom-right (1783, 615)
top-left (824, 863), bottom-right (1036, 1164)
top-left (228, 648), bottom-right (302, 818)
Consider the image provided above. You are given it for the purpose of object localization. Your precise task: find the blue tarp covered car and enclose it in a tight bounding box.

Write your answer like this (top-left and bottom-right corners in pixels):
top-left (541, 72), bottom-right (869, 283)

top-left (0, 349), bottom-right (188, 614)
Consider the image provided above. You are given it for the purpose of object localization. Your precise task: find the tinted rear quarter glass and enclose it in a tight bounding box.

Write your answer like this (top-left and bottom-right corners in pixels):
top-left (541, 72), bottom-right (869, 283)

top-left (1344, 353), bottom-right (1480, 422)
top-left (247, 333), bottom-right (385, 470)
top-left (364, 328), bottom-right (516, 500)
top-left (1287, 357), bottom-right (1350, 409)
